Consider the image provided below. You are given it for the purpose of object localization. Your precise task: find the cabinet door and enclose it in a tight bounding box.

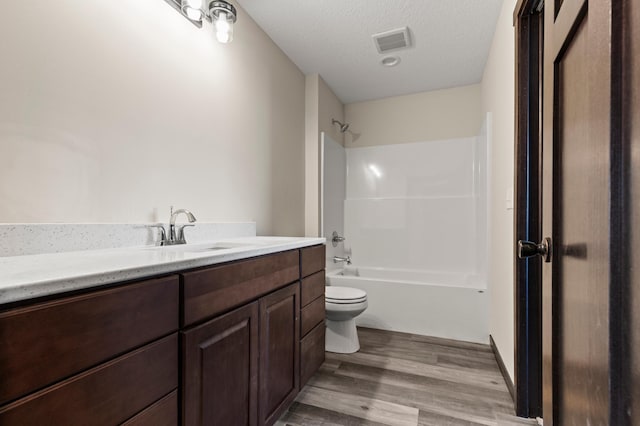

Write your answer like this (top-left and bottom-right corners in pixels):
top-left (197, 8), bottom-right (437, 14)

top-left (259, 283), bottom-right (300, 426)
top-left (182, 302), bottom-right (259, 426)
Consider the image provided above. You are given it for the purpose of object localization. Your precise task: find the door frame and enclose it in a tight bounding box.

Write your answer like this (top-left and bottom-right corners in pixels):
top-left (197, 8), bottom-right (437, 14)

top-left (513, 0), bottom-right (544, 418)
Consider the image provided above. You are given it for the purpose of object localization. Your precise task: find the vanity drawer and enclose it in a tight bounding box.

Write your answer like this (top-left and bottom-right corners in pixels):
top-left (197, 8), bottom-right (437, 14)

top-left (301, 270), bottom-right (325, 307)
top-left (0, 334), bottom-right (178, 425)
top-left (300, 322), bottom-right (326, 388)
top-left (0, 275), bottom-right (179, 405)
top-left (123, 390), bottom-right (178, 426)
top-left (301, 296), bottom-right (325, 337)
top-left (301, 245), bottom-right (325, 278)
top-left (181, 250), bottom-right (300, 326)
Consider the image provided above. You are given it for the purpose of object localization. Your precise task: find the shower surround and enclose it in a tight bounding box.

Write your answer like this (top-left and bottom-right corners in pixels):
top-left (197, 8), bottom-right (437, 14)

top-left (323, 123), bottom-right (489, 343)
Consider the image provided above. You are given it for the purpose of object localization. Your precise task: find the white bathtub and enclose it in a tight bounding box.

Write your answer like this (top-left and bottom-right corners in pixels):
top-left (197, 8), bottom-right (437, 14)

top-left (326, 266), bottom-right (489, 344)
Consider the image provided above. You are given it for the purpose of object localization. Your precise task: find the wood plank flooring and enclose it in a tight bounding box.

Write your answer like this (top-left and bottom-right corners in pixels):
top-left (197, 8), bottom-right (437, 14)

top-left (277, 327), bottom-right (538, 426)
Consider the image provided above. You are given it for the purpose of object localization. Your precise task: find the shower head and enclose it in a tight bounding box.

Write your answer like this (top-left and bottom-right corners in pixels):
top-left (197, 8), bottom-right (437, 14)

top-left (332, 119), bottom-right (350, 133)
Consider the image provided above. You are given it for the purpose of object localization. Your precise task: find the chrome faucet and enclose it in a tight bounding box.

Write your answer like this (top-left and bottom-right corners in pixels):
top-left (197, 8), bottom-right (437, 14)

top-left (149, 207), bottom-right (197, 246)
top-left (168, 206), bottom-right (197, 245)
top-left (148, 224), bottom-right (167, 245)
top-left (333, 255), bottom-right (351, 265)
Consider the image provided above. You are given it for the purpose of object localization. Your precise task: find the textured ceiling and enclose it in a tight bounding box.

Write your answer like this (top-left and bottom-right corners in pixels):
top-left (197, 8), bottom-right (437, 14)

top-left (236, 0), bottom-right (503, 103)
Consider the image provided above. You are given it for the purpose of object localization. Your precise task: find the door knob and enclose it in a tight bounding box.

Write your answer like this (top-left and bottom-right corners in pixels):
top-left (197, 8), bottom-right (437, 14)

top-left (518, 237), bottom-right (552, 263)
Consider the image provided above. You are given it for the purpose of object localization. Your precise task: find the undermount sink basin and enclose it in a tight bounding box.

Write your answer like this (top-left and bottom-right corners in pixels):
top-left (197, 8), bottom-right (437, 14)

top-left (142, 241), bottom-right (256, 252)
top-left (182, 242), bottom-right (254, 252)
top-left (184, 245), bottom-right (233, 252)
top-left (142, 237), bottom-right (303, 253)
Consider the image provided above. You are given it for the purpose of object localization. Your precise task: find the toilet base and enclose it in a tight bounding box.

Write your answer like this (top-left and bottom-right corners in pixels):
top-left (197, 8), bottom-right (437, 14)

top-left (325, 318), bottom-right (360, 354)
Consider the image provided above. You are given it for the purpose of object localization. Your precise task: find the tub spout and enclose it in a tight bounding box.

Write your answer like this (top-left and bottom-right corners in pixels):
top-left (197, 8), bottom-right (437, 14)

top-left (333, 255), bottom-right (351, 265)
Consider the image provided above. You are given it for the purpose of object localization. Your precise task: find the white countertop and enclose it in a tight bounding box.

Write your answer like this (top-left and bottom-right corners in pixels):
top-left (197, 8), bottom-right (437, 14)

top-left (0, 237), bottom-right (325, 305)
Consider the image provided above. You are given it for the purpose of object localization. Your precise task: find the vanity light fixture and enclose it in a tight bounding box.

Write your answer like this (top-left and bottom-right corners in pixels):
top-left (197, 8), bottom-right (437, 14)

top-left (209, 1), bottom-right (237, 43)
top-left (165, 0), bottom-right (237, 43)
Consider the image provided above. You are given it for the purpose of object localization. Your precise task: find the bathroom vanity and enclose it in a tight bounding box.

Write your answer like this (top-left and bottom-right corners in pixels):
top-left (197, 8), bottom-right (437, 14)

top-left (0, 240), bottom-right (325, 426)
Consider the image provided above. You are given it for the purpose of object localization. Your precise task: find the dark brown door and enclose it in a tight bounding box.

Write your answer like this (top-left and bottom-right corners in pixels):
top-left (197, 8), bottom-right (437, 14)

top-left (627, 0), bottom-right (640, 421)
top-left (181, 302), bottom-right (259, 426)
top-left (542, 0), bottom-right (610, 423)
top-left (541, 0), bottom-right (637, 424)
top-left (259, 283), bottom-right (300, 426)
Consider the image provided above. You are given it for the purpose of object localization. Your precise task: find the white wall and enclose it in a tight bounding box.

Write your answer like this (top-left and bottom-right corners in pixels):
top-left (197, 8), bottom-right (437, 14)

top-left (321, 133), bottom-right (346, 271)
top-left (481, 0), bottom-right (517, 381)
top-left (344, 137), bottom-right (486, 282)
top-left (476, 114), bottom-right (491, 282)
top-left (0, 1), bottom-right (305, 236)
top-left (344, 85), bottom-right (482, 147)
top-left (305, 76), bottom-right (321, 237)
top-left (305, 74), bottom-right (344, 237)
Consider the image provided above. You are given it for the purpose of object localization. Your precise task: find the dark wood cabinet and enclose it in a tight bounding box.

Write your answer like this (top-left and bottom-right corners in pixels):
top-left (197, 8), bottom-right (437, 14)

top-left (300, 270), bottom-right (325, 307)
top-left (300, 322), bottom-right (326, 387)
top-left (0, 245), bottom-right (326, 426)
top-left (301, 295), bottom-right (325, 337)
top-left (300, 244), bottom-right (325, 278)
top-left (0, 276), bottom-right (180, 425)
top-left (122, 391), bottom-right (178, 426)
top-left (181, 250), bottom-right (299, 327)
top-left (180, 250), bottom-right (304, 426)
top-left (0, 334), bottom-right (178, 425)
top-left (182, 302), bottom-right (259, 426)
top-left (259, 283), bottom-right (300, 426)
top-left (0, 275), bottom-right (179, 405)
top-left (181, 280), bottom-right (302, 426)
top-left (299, 246), bottom-right (326, 389)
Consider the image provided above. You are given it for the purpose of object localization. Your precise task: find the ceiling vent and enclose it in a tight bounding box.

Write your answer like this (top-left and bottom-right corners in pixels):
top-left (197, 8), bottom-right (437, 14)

top-left (372, 27), bottom-right (411, 54)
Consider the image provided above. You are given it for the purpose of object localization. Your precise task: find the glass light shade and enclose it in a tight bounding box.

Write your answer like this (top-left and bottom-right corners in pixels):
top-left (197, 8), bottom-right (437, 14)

top-left (214, 10), bottom-right (234, 43)
top-left (182, 0), bottom-right (203, 22)
top-left (185, 7), bottom-right (203, 21)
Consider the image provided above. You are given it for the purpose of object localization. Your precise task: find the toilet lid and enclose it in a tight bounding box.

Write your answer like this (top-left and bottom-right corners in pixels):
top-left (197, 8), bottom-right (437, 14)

top-left (326, 286), bottom-right (367, 304)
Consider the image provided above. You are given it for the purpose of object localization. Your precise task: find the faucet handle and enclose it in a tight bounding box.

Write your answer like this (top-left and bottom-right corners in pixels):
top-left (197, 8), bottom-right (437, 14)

top-left (177, 224), bottom-right (195, 244)
top-left (148, 224), bottom-right (167, 246)
top-left (331, 231), bottom-right (346, 247)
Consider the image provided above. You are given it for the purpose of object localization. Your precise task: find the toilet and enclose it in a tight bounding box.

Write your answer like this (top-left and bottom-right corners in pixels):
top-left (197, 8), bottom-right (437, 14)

top-left (325, 286), bottom-right (368, 354)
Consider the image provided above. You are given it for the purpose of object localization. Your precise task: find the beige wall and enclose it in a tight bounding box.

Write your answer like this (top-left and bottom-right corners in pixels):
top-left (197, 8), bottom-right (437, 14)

top-left (481, 0), bottom-right (517, 382)
top-left (304, 74), bottom-right (344, 237)
top-left (0, 1), bottom-right (305, 236)
top-left (344, 84), bottom-right (482, 147)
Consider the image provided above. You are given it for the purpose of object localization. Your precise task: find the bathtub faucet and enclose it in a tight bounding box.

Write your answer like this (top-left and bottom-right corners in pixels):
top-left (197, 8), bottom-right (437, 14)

top-left (333, 255), bottom-right (352, 265)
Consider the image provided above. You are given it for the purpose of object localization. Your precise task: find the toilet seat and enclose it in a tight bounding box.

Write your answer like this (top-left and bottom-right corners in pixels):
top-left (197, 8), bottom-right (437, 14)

top-left (325, 286), bottom-right (367, 304)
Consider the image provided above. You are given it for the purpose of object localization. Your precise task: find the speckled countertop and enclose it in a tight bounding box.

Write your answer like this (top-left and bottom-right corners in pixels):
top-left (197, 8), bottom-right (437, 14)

top-left (0, 236), bottom-right (325, 305)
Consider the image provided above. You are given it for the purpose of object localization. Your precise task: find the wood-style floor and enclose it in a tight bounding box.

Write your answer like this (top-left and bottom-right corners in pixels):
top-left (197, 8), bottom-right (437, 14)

top-left (277, 327), bottom-right (537, 426)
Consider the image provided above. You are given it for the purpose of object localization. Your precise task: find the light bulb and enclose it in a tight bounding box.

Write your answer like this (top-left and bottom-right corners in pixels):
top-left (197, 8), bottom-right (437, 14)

top-left (185, 7), bottom-right (203, 21)
top-left (216, 12), bottom-right (230, 33)
top-left (214, 11), bottom-right (234, 43)
top-left (182, 0), bottom-right (203, 21)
